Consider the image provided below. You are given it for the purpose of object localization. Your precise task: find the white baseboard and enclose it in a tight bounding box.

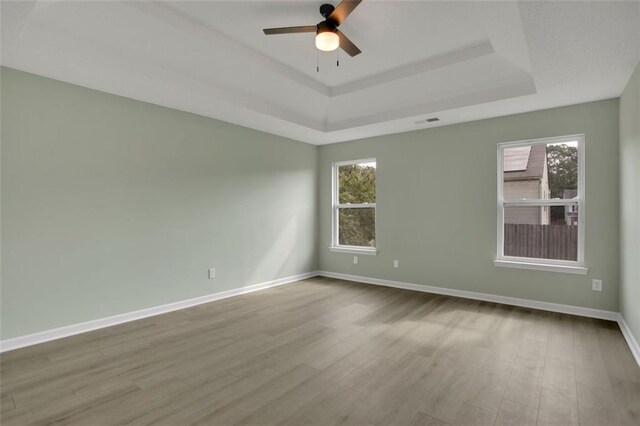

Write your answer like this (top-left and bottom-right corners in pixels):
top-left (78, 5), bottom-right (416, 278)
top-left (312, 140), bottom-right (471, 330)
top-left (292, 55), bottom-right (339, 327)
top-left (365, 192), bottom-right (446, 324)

top-left (0, 271), bottom-right (319, 353)
top-left (617, 314), bottom-right (640, 367)
top-left (317, 270), bottom-right (620, 321)
top-left (4, 270), bottom-right (637, 368)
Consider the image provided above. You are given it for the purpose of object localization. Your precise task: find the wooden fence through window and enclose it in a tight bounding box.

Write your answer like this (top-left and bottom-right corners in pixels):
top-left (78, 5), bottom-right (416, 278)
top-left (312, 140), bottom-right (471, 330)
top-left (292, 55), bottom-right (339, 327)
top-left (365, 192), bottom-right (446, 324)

top-left (504, 224), bottom-right (578, 261)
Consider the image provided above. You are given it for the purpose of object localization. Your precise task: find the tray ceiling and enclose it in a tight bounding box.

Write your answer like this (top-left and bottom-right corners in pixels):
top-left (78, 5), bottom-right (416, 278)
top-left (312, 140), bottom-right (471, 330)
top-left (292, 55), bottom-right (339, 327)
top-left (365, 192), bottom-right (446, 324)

top-left (2, 1), bottom-right (639, 145)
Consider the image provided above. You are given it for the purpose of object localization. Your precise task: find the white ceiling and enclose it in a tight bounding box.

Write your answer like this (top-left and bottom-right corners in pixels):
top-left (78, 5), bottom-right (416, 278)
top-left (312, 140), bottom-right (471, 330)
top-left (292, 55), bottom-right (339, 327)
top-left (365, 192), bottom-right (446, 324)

top-left (2, 1), bottom-right (639, 145)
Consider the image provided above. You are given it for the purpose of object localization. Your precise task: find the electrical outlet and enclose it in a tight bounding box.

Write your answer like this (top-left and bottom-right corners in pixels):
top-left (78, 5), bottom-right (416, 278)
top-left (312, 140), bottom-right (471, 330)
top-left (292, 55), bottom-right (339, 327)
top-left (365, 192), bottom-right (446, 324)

top-left (208, 268), bottom-right (216, 279)
top-left (353, 256), bottom-right (358, 265)
top-left (592, 279), bottom-right (602, 291)
top-left (393, 260), bottom-right (399, 268)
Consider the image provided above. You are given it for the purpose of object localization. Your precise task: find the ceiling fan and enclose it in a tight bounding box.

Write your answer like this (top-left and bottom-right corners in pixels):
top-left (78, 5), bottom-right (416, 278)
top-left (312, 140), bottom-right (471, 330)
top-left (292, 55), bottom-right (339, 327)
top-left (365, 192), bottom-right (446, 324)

top-left (263, 0), bottom-right (362, 57)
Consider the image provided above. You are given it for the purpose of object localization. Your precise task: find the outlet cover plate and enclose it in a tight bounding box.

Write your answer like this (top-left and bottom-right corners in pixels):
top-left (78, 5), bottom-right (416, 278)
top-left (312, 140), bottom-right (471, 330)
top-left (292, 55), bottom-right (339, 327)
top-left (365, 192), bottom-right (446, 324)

top-left (592, 279), bottom-right (602, 291)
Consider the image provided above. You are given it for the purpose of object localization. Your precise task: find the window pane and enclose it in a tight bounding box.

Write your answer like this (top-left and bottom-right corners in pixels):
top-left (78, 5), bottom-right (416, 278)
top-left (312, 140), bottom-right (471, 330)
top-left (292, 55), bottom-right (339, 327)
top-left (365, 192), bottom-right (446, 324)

top-left (504, 205), bottom-right (578, 261)
top-left (339, 207), bottom-right (375, 247)
top-left (338, 162), bottom-right (376, 204)
top-left (503, 141), bottom-right (578, 201)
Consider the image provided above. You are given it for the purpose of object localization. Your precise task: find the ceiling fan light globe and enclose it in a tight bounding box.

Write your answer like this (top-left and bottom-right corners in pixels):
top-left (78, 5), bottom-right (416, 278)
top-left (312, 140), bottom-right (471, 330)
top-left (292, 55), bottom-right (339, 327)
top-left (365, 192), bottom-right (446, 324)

top-left (315, 31), bottom-right (339, 51)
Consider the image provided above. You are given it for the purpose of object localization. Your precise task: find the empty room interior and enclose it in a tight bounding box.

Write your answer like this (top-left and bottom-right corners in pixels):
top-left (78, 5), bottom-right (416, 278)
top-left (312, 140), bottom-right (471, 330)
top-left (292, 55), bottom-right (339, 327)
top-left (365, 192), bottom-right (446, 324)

top-left (1, 1), bottom-right (640, 425)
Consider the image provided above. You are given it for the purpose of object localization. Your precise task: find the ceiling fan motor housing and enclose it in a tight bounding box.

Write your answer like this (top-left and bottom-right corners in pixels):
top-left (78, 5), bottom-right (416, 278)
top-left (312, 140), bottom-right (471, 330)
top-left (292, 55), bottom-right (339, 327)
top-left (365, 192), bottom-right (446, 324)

top-left (317, 20), bottom-right (337, 34)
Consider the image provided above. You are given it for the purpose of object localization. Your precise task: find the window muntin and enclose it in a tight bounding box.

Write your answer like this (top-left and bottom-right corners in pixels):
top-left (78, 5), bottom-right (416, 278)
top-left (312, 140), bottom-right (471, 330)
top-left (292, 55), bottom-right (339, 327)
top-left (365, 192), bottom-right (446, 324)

top-left (497, 135), bottom-right (584, 268)
top-left (332, 159), bottom-right (376, 250)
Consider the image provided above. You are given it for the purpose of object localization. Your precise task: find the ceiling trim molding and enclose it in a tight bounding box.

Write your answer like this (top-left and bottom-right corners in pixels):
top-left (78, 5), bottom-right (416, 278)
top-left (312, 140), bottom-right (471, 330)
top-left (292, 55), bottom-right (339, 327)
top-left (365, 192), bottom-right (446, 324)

top-left (326, 78), bottom-right (537, 132)
top-left (127, 1), bottom-right (330, 97)
top-left (329, 40), bottom-right (495, 97)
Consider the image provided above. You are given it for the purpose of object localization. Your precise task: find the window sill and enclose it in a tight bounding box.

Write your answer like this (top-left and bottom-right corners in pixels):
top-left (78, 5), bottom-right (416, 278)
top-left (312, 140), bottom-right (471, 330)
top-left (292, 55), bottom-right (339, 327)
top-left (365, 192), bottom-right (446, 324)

top-left (329, 246), bottom-right (378, 256)
top-left (493, 259), bottom-right (588, 275)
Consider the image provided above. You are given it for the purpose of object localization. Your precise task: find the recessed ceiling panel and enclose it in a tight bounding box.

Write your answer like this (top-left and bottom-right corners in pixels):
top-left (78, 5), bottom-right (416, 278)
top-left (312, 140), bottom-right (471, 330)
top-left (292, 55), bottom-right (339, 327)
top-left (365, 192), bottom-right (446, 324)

top-left (168, 0), bottom-right (531, 87)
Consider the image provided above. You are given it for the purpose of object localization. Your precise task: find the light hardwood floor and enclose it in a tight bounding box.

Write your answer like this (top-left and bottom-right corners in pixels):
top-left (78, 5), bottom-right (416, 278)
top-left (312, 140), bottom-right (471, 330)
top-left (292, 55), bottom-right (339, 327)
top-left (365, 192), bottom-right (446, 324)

top-left (1, 277), bottom-right (639, 425)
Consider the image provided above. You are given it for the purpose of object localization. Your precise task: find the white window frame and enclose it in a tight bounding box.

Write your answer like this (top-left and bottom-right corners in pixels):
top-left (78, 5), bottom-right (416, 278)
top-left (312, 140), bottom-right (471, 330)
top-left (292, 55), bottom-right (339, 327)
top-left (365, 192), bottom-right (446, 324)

top-left (494, 134), bottom-right (587, 275)
top-left (330, 158), bottom-right (377, 255)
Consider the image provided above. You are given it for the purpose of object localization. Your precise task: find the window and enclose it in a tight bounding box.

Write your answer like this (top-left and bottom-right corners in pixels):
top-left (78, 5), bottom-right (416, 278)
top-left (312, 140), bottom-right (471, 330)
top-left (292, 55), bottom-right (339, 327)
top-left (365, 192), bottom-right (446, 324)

top-left (495, 135), bottom-right (586, 274)
top-left (330, 159), bottom-right (377, 254)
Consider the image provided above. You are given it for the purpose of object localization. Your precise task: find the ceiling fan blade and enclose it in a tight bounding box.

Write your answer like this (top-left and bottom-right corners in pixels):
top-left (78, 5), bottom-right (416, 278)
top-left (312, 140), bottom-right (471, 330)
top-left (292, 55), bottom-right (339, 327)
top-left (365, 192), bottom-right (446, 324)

top-left (263, 25), bottom-right (316, 35)
top-left (337, 30), bottom-right (361, 57)
top-left (329, 0), bottom-right (362, 25)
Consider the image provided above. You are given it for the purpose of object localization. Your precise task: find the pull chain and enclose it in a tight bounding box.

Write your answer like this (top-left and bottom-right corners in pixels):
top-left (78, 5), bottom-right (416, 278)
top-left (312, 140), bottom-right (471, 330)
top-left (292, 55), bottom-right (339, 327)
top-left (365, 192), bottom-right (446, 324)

top-left (316, 49), bottom-right (319, 73)
top-left (336, 48), bottom-right (340, 67)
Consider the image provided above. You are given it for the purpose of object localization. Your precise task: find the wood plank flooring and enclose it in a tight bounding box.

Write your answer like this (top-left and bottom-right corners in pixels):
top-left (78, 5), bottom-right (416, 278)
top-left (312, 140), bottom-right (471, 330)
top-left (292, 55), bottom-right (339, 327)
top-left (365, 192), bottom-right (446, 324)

top-left (1, 277), bottom-right (639, 425)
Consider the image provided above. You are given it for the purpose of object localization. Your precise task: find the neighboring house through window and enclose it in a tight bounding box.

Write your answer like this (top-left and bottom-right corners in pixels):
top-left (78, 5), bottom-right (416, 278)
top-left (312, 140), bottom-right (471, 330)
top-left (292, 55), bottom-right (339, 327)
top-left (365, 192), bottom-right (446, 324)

top-left (503, 144), bottom-right (551, 225)
top-left (495, 135), bottom-right (586, 274)
top-left (330, 159), bottom-right (377, 255)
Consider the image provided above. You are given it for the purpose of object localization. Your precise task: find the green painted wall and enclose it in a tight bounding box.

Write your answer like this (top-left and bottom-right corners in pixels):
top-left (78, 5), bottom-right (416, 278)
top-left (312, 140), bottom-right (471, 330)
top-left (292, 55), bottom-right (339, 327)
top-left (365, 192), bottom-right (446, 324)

top-left (0, 66), bottom-right (627, 341)
top-left (620, 62), bottom-right (640, 342)
top-left (319, 100), bottom-right (620, 312)
top-left (0, 68), bottom-right (318, 339)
